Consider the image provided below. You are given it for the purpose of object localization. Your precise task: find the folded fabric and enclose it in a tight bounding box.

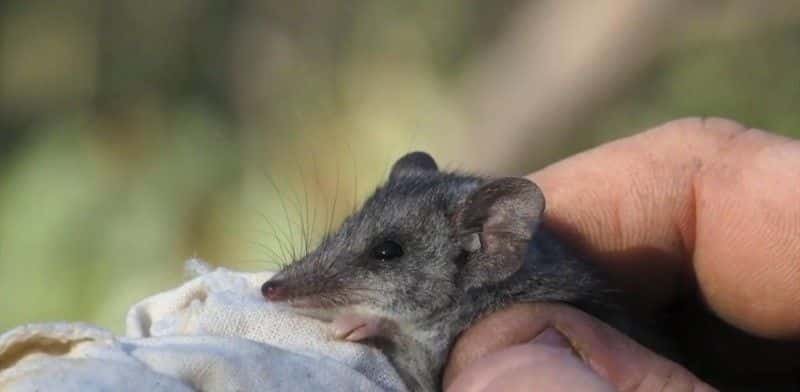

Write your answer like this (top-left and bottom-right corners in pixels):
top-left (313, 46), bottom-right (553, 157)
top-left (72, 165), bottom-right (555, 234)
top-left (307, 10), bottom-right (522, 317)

top-left (0, 259), bottom-right (407, 391)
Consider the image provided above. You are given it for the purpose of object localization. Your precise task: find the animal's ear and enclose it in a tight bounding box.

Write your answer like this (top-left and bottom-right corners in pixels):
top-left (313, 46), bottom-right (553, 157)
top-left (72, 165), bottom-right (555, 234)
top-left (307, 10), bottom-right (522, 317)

top-left (389, 151), bottom-right (438, 181)
top-left (455, 177), bottom-right (545, 289)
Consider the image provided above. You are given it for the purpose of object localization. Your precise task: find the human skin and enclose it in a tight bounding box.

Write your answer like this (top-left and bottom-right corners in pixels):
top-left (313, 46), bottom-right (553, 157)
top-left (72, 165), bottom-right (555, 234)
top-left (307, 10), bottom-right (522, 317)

top-left (443, 117), bottom-right (800, 391)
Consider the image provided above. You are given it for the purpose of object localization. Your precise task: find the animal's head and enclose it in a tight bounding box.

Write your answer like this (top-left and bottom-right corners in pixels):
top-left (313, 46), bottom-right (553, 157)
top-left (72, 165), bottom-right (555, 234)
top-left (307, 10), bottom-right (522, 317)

top-left (261, 152), bottom-right (546, 323)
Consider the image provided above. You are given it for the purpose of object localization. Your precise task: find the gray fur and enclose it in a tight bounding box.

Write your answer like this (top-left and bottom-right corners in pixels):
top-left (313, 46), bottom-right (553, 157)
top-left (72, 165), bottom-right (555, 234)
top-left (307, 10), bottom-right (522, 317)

top-left (262, 152), bottom-right (658, 392)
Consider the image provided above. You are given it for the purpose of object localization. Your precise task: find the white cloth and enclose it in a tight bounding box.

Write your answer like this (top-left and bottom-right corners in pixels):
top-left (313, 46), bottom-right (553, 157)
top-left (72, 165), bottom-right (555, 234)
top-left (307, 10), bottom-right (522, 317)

top-left (0, 260), bottom-right (407, 391)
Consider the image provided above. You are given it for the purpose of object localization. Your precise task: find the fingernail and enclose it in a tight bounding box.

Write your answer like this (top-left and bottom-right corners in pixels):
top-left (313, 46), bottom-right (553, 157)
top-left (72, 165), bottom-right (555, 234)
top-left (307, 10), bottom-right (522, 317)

top-left (531, 327), bottom-right (572, 349)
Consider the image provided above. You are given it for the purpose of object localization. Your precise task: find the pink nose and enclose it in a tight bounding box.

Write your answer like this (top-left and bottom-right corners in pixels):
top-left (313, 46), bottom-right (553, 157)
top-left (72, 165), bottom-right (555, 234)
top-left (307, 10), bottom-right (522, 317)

top-left (261, 280), bottom-right (287, 301)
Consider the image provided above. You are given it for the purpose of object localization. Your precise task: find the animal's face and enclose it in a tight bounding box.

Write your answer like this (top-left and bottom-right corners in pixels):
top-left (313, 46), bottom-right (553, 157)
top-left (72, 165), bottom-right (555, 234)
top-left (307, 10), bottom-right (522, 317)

top-left (261, 152), bottom-right (545, 323)
top-left (263, 165), bottom-right (482, 320)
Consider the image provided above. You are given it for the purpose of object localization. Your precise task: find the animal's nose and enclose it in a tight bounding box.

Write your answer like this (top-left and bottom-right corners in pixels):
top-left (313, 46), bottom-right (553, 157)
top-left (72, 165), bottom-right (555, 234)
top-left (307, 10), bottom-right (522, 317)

top-left (261, 280), bottom-right (287, 301)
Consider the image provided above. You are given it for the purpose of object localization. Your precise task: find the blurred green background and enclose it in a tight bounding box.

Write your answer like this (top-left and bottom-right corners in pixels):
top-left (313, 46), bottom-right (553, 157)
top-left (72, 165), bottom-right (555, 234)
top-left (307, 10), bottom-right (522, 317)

top-left (1, 0), bottom-right (799, 333)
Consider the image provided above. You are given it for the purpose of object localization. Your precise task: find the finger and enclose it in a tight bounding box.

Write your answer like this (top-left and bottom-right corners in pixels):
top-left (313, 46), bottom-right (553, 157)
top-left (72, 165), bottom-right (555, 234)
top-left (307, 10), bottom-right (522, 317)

top-left (526, 117), bottom-right (800, 339)
top-left (692, 128), bottom-right (800, 339)
top-left (444, 303), bottom-right (717, 392)
top-left (446, 334), bottom-right (615, 392)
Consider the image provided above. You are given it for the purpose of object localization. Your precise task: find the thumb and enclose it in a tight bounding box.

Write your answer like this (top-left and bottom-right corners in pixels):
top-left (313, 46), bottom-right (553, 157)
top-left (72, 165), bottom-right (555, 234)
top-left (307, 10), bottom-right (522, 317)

top-left (445, 328), bottom-right (616, 392)
top-left (443, 303), bottom-right (716, 391)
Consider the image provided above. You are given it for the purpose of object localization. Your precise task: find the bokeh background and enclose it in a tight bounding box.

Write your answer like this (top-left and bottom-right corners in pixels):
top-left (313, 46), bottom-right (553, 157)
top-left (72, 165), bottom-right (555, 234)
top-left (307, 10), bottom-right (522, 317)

top-left (1, 0), bottom-right (799, 333)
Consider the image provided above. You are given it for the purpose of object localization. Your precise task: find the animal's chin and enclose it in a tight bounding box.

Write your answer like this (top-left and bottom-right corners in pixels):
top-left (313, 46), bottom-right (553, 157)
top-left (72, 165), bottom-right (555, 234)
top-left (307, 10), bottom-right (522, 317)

top-left (287, 306), bottom-right (337, 322)
top-left (286, 297), bottom-right (325, 308)
top-left (279, 296), bottom-right (362, 321)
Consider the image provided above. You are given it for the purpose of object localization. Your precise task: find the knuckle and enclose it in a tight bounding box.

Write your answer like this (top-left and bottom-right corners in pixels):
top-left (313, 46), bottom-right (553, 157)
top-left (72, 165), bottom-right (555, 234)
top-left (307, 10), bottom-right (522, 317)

top-left (654, 116), bottom-right (749, 149)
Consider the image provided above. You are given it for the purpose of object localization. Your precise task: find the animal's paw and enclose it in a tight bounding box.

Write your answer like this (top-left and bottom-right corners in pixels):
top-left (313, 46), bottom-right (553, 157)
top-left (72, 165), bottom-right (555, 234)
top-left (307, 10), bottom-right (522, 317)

top-left (331, 313), bottom-right (385, 341)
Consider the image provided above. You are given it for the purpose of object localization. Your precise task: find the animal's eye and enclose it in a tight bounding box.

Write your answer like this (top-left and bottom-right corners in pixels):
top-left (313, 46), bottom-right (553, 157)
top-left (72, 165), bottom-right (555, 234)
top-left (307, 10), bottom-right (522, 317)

top-left (372, 240), bottom-right (404, 261)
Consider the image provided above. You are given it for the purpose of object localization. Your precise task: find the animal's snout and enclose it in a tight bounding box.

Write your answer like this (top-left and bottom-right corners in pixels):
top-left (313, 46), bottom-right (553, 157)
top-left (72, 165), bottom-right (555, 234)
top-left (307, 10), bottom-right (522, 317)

top-left (261, 279), bottom-right (288, 301)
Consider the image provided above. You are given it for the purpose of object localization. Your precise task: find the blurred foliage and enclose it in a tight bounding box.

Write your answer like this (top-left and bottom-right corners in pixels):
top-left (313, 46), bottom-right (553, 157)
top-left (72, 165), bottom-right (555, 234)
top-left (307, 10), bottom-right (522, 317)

top-left (583, 24), bottom-right (800, 147)
top-left (1, 0), bottom-right (798, 333)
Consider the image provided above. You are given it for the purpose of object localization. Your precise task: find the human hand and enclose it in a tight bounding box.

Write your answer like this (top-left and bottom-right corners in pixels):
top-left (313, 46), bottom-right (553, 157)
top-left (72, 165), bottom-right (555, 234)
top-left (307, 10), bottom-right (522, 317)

top-left (444, 117), bottom-right (800, 391)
